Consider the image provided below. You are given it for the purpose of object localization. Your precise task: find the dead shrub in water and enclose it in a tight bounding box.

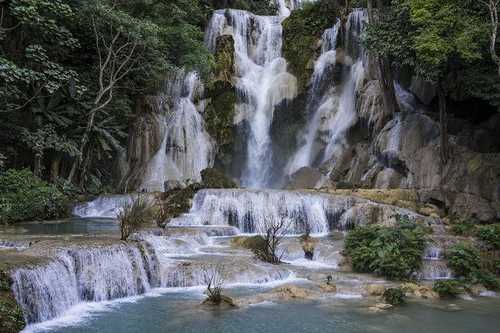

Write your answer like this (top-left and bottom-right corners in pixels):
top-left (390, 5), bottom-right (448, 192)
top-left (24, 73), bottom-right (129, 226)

top-left (119, 195), bottom-right (155, 240)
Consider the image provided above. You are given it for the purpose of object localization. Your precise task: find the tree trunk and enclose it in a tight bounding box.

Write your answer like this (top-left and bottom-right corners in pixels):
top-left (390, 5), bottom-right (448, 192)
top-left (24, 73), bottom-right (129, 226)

top-left (50, 153), bottom-right (62, 182)
top-left (368, 0), bottom-right (399, 117)
top-left (438, 85), bottom-right (449, 165)
top-left (34, 154), bottom-right (42, 178)
top-left (33, 115), bottom-right (43, 178)
top-left (67, 111), bottom-right (96, 183)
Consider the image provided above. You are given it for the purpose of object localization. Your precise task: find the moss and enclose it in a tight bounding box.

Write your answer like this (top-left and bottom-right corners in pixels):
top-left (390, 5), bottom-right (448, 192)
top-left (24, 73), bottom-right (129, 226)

top-left (160, 169), bottom-right (236, 224)
top-left (201, 168), bottom-right (237, 188)
top-left (282, 0), bottom-right (340, 93)
top-left (0, 271), bottom-right (26, 333)
top-left (205, 81), bottom-right (237, 146)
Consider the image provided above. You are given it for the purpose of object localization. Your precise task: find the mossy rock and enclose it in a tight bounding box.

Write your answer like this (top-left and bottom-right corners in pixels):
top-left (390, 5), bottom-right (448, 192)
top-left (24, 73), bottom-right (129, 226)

top-left (232, 235), bottom-right (266, 251)
top-left (0, 271), bottom-right (26, 333)
top-left (160, 168), bottom-right (236, 224)
top-left (201, 168), bottom-right (237, 189)
top-left (282, 0), bottom-right (341, 93)
top-left (205, 81), bottom-right (237, 146)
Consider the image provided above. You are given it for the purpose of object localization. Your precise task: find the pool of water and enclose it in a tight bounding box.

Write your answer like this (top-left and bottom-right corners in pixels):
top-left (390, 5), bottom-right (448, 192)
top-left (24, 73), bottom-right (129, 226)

top-left (25, 290), bottom-right (500, 333)
top-left (1, 218), bottom-right (119, 236)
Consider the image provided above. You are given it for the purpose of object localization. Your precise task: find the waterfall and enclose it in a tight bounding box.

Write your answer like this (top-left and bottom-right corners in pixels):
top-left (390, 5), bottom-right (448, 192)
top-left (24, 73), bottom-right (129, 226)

top-left (205, 9), bottom-right (297, 188)
top-left (72, 194), bottom-right (135, 218)
top-left (139, 71), bottom-right (215, 192)
top-left (72, 194), bottom-right (156, 218)
top-left (285, 9), bottom-right (367, 176)
top-left (286, 21), bottom-right (341, 175)
top-left (169, 189), bottom-right (355, 234)
top-left (11, 232), bottom-right (292, 325)
top-left (11, 245), bottom-right (150, 324)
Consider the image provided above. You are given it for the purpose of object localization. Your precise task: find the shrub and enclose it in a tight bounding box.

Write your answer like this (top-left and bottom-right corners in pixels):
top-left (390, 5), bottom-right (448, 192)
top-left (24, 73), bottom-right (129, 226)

top-left (449, 218), bottom-right (476, 236)
top-left (472, 271), bottom-right (500, 291)
top-left (383, 288), bottom-right (405, 305)
top-left (476, 224), bottom-right (500, 250)
top-left (446, 242), bottom-right (481, 278)
top-left (118, 195), bottom-right (156, 240)
top-left (0, 169), bottom-right (69, 224)
top-left (433, 280), bottom-right (464, 298)
top-left (345, 220), bottom-right (426, 280)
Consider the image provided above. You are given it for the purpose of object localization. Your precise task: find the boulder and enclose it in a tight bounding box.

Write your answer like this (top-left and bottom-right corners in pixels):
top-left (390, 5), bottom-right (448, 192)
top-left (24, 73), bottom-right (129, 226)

top-left (286, 167), bottom-right (323, 190)
top-left (365, 284), bottom-right (386, 296)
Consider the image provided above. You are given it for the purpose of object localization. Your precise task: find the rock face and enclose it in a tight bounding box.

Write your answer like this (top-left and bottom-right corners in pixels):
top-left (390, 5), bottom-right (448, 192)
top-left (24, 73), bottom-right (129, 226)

top-left (284, 78), bottom-right (500, 222)
top-left (121, 96), bottom-right (166, 192)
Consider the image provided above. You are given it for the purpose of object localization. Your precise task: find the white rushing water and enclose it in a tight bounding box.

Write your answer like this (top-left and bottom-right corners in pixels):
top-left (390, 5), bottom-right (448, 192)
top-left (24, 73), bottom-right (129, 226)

top-left (205, 9), bottom-right (297, 188)
top-left (169, 189), bottom-right (357, 234)
top-left (11, 232), bottom-right (293, 326)
top-left (139, 71), bottom-right (215, 191)
top-left (286, 9), bottom-right (367, 176)
top-left (72, 195), bottom-right (136, 218)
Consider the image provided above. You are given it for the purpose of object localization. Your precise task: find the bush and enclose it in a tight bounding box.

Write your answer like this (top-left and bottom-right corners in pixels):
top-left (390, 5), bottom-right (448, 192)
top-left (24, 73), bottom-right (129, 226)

top-left (472, 271), bottom-right (500, 291)
top-left (345, 219), bottom-right (426, 280)
top-left (433, 280), bottom-right (464, 298)
top-left (476, 224), bottom-right (500, 250)
top-left (446, 242), bottom-right (481, 278)
top-left (383, 288), bottom-right (405, 305)
top-left (0, 169), bottom-right (69, 224)
top-left (118, 195), bottom-right (156, 240)
top-left (449, 218), bottom-right (476, 236)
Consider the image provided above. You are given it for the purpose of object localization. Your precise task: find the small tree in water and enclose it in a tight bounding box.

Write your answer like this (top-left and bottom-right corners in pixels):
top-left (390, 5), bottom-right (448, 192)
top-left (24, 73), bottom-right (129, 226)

top-left (202, 264), bottom-right (234, 306)
top-left (118, 195), bottom-right (155, 240)
top-left (256, 217), bottom-right (290, 264)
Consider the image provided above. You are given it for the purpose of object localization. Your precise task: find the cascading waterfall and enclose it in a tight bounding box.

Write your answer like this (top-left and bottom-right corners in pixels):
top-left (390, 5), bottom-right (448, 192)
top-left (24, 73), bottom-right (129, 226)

top-left (286, 21), bottom-right (341, 176)
top-left (286, 9), bottom-right (367, 176)
top-left (169, 189), bottom-right (356, 234)
top-left (72, 194), bottom-right (135, 218)
top-left (72, 193), bottom-right (156, 218)
top-left (11, 232), bottom-right (292, 325)
top-left (139, 71), bottom-right (215, 191)
top-left (205, 9), bottom-right (297, 188)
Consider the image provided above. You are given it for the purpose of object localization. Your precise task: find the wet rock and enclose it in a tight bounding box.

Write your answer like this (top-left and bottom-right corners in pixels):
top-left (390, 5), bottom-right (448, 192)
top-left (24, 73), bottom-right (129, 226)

top-left (286, 167), bottom-right (322, 190)
top-left (164, 180), bottom-right (185, 192)
top-left (272, 284), bottom-right (316, 299)
top-left (368, 303), bottom-right (393, 313)
top-left (202, 294), bottom-right (238, 308)
top-left (319, 283), bottom-right (337, 293)
top-left (400, 283), bottom-right (439, 300)
top-left (468, 284), bottom-right (488, 297)
top-left (365, 284), bottom-right (386, 296)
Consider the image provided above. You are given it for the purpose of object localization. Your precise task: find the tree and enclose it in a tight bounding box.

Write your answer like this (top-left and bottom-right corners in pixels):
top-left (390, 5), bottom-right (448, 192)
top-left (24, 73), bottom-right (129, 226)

top-left (364, 0), bottom-right (487, 165)
top-left (257, 217), bottom-right (290, 264)
top-left (482, 0), bottom-right (500, 76)
top-left (366, 0), bottom-right (400, 120)
top-left (201, 264), bottom-right (228, 305)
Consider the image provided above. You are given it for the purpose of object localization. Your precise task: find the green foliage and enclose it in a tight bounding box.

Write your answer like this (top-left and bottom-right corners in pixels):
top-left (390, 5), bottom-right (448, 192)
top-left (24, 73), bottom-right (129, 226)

top-left (118, 195), bottom-right (156, 240)
top-left (432, 280), bottom-right (464, 298)
top-left (472, 271), bottom-right (500, 291)
top-left (449, 217), bottom-right (476, 236)
top-left (0, 169), bottom-right (69, 224)
top-left (446, 242), bottom-right (481, 277)
top-left (364, 0), bottom-right (490, 82)
top-left (383, 287), bottom-right (406, 305)
top-left (476, 224), bottom-right (500, 250)
top-left (345, 218), bottom-right (426, 280)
